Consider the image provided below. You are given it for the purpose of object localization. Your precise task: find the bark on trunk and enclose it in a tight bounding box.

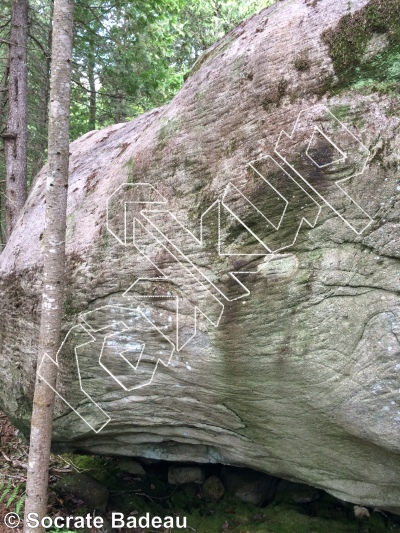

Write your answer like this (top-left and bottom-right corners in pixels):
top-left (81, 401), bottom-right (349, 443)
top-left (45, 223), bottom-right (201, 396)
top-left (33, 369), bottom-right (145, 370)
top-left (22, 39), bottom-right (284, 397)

top-left (0, 61), bottom-right (9, 246)
top-left (3, 0), bottom-right (28, 241)
top-left (0, 61), bottom-right (10, 133)
top-left (23, 0), bottom-right (74, 531)
top-left (30, 12), bottom-right (52, 182)
top-left (88, 38), bottom-right (96, 130)
top-left (115, 91), bottom-right (126, 123)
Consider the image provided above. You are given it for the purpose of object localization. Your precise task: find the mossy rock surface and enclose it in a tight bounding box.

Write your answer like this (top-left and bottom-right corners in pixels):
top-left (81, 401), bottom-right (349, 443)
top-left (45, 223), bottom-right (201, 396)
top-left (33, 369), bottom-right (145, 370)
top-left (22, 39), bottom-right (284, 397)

top-left (322, 0), bottom-right (400, 93)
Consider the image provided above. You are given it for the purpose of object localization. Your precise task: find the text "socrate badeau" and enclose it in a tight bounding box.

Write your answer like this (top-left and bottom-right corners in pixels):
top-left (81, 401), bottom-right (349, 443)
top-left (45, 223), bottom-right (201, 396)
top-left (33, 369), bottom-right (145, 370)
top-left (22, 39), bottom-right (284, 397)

top-left (26, 512), bottom-right (187, 529)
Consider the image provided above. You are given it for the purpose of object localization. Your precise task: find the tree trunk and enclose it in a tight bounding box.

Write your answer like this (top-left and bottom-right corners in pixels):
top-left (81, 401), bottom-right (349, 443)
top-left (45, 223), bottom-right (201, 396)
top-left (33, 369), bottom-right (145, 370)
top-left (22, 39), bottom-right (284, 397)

top-left (30, 8), bottom-right (53, 182)
top-left (88, 37), bottom-right (96, 130)
top-left (23, 0), bottom-right (74, 531)
top-left (114, 91), bottom-right (126, 123)
top-left (0, 60), bottom-right (9, 247)
top-left (3, 0), bottom-right (28, 241)
top-left (0, 60), bottom-right (10, 133)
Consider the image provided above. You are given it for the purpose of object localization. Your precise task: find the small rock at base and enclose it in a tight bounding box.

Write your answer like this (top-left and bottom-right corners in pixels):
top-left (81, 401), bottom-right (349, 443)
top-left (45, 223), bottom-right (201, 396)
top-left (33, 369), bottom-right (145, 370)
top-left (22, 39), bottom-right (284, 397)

top-left (275, 480), bottom-right (321, 504)
top-left (221, 466), bottom-right (278, 506)
top-left (117, 459), bottom-right (146, 476)
top-left (354, 505), bottom-right (370, 519)
top-left (202, 476), bottom-right (225, 501)
top-left (52, 473), bottom-right (109, 512)
top-left (168, 465), bottom-right (205, 485)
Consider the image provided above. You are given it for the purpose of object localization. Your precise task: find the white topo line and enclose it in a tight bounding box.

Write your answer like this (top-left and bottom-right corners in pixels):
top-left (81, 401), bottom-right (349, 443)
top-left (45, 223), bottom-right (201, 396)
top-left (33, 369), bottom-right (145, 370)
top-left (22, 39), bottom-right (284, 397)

top-left (46, 104), bottom-right (374, 432)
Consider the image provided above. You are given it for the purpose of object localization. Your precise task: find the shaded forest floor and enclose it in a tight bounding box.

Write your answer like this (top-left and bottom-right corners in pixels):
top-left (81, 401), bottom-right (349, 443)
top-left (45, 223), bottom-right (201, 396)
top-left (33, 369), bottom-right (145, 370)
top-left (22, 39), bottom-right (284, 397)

top-left (0, 411), bottom-right (25, 533)
top-left (0, 412), bottom-right (74, 533)
top-left (1, 411), bottom-right (400, 533)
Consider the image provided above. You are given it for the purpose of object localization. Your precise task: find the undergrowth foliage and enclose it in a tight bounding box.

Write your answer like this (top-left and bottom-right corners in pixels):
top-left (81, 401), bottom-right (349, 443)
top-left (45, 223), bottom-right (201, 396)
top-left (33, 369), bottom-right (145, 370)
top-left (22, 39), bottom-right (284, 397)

top-left (0, 479), bottom-right (26, 515)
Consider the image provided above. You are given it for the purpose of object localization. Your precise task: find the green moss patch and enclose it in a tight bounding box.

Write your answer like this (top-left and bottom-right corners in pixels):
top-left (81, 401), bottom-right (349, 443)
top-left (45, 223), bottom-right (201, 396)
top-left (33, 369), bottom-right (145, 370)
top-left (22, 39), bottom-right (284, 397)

top-left (322, 0), bottom-right (400, 93)
top-left (348, 44), bottom-right (400, 94)
top-left (178, 493), bottom-right (391, 533)
top-left (294, 55), bottom-right (311, 71)
top-left (157, 117), bottom-right (181, 151)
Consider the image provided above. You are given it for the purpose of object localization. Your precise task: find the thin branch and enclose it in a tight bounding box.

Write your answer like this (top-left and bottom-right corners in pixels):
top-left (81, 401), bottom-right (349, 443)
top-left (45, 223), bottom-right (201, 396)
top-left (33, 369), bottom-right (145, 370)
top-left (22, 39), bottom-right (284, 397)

top-left (28, 32), bottom-right (50, 58)
top-left (0, 38), bottom-right (15, 45)
top-left (0, 19), bottom-right (11, 32)
top-left (72, 76), bottom-right (138, 103)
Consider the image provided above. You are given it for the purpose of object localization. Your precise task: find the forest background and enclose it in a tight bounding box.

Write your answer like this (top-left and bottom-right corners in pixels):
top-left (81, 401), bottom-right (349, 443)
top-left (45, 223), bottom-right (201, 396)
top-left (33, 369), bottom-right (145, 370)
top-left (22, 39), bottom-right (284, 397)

top-left (0, 0), bottom-right (274, 246)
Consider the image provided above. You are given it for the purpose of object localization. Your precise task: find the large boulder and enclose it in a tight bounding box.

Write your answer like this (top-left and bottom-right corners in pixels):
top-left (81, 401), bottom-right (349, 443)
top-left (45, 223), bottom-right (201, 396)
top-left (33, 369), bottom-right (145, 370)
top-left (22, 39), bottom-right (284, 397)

top-left (1, 0), bottom-right (400, 514)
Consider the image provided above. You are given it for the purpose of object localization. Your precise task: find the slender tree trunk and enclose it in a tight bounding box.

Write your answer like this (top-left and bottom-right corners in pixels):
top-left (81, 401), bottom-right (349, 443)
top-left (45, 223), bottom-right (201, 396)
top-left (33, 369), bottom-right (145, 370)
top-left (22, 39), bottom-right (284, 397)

top-left (30, 13), bottom-right (52, 181)
top-left (88, 36), bottom-right (96, 130)
top-left (115, 91), bottom-right (126, 123)
top-left (88, 63), bottom-right (96, 129)
top-left (0, 61), bottom-right (9, 246)
top-left (3, 0), bottom-right (28, 240)
top-left (23, 0), bottom-right (74, 532)
top-left (0, 60), bottom-right (10, 132)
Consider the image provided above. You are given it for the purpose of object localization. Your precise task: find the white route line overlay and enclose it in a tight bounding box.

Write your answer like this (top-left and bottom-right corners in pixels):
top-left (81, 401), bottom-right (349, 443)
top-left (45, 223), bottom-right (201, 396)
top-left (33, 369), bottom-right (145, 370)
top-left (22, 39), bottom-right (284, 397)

top-left (42, 104), bottom-right (374, 433)
top-left (274, 104), bottom-right (373, 235)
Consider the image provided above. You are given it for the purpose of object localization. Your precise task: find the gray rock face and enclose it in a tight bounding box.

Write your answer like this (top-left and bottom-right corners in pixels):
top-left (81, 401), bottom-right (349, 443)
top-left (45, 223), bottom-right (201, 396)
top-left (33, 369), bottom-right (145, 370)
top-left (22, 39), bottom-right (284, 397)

top-left (1, 0), bottom-right (400, 514)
